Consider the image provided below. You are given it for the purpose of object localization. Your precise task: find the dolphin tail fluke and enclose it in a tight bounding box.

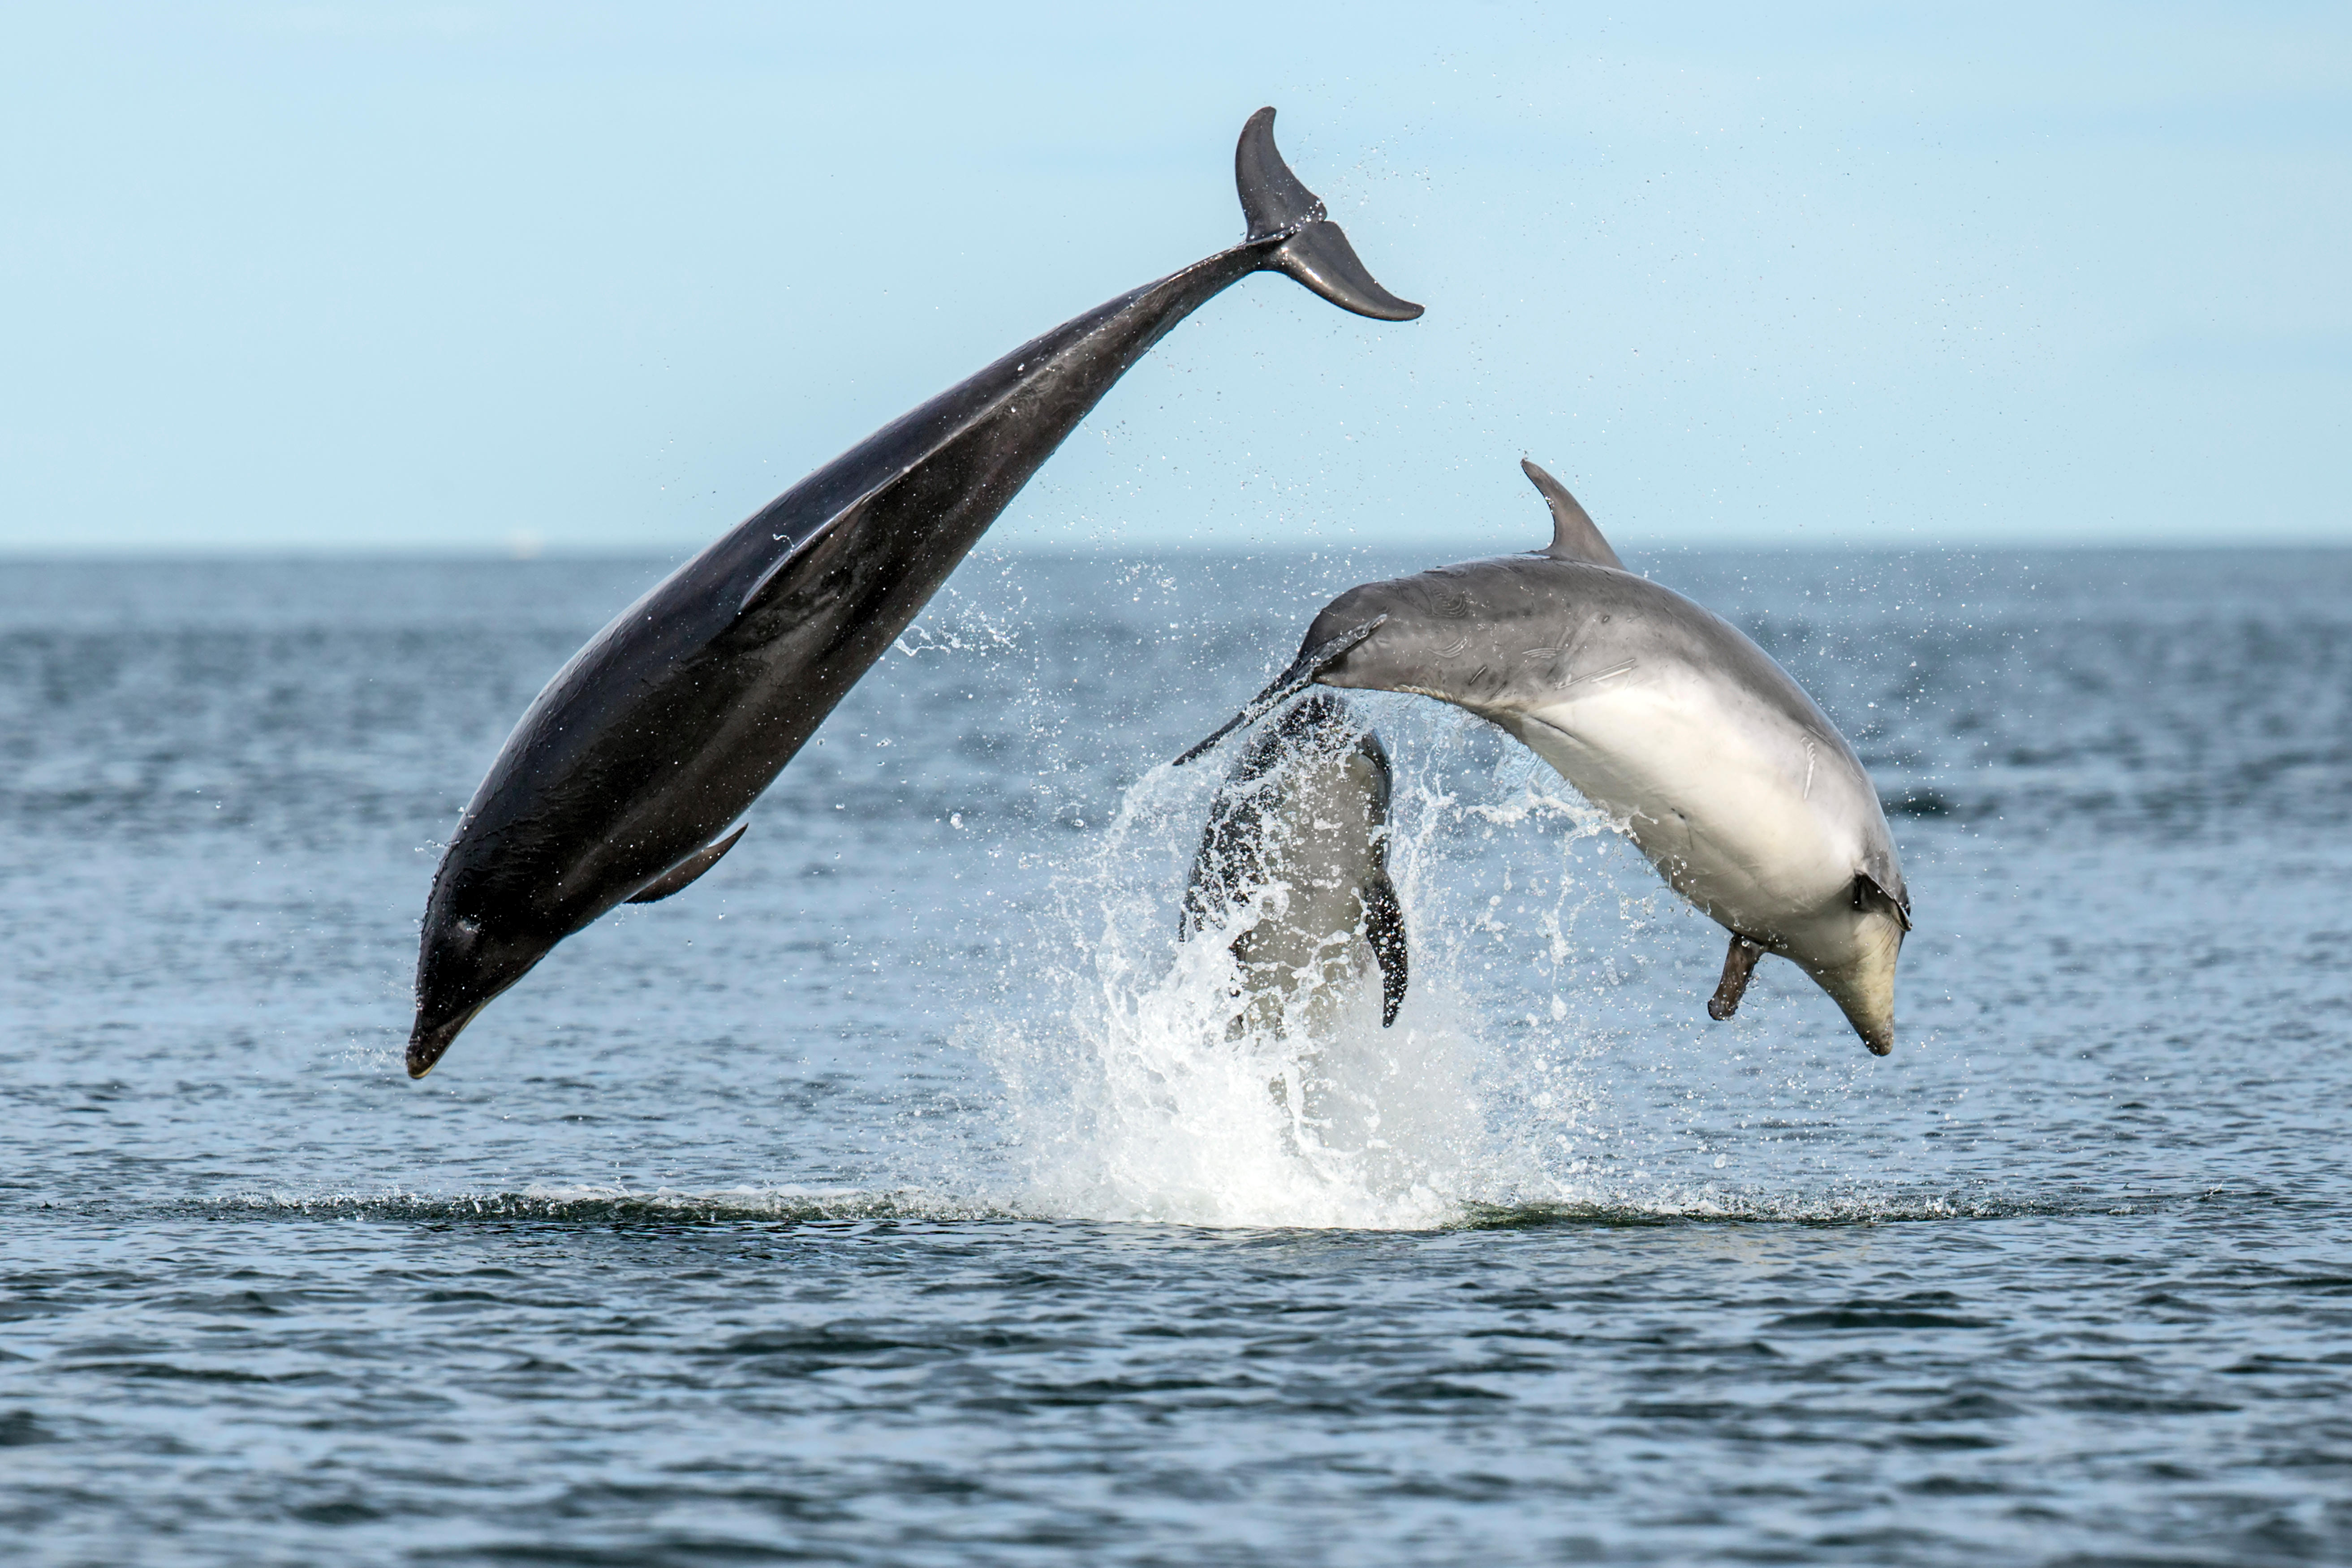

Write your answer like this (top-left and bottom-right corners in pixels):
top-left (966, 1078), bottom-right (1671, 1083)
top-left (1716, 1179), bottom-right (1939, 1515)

top-left (1236, 108), bottom-right (1422, 323)
top-left (1271, 221), bottom-right (1422, 322)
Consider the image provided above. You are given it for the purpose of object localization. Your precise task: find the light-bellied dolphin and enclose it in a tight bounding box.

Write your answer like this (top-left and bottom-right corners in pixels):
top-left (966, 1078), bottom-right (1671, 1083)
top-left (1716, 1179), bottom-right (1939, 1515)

top-left (1180, 693), bottom-right (1408, 1035)
top-left (1178, 460), bottom-right (1910, 1054)
top-left (407, 109), bottom-right (1422, 1077)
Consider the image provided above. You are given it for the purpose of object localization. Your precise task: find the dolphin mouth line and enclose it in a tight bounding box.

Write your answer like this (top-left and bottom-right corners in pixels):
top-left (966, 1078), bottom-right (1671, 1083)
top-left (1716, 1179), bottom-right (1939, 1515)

top-left (407, 997), bottom-right (492, 1080)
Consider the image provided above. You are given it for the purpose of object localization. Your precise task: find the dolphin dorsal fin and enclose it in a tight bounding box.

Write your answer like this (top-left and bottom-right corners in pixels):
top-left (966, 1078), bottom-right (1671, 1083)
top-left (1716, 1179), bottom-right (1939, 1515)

top-left (1521, 458), bottom-right (1623, 569)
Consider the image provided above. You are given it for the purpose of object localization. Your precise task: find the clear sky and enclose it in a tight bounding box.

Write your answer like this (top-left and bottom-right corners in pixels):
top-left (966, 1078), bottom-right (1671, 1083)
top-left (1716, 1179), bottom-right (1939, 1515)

top-left (2, 2), bottom-right (2345, 556)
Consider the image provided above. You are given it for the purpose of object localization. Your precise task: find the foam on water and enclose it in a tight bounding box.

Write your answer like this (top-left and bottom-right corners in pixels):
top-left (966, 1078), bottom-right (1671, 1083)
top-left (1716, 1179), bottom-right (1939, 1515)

top-left (181, 1179), bottom-right (2229, 1232)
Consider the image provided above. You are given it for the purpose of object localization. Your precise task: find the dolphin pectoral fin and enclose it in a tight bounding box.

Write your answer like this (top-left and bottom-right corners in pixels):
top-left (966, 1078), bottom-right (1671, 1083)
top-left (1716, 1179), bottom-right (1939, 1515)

top-left (735, 486), bottom-right (893, 620)
top-left (1235, 108), bottom-right (1422, 322)
top-left (626, 824), bottom-right (748, 904)
top-left (1363, 867), bottom-right (1410, 1028)
top-left (1173, 616), bottom-right (1387, 766)
top-left (1520, 459), bottom-right (1625, 569)
top-left (1853, 870), bottom-right (1913, 933)
top-left (1707, 934), bottom-right (1766, 1021)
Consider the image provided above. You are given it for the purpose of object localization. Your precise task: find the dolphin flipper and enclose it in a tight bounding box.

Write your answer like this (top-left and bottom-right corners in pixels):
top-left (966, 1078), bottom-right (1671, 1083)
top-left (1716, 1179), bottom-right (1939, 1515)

top-left (1236, 108), bottom-right (1422, 323)
top-left (1707, 933), bottom-right (1765, 1021)
top-left (626, 824), bottom-right (747, 904)
top-left (1853, 870), bottom-right (1913, 932)
top-left (736, 486), bottom-right (893, 620)
top-left (1363, 865), bottom-right (1409, 1027)
top-left (1521, 459), bottom-right (1624, 569)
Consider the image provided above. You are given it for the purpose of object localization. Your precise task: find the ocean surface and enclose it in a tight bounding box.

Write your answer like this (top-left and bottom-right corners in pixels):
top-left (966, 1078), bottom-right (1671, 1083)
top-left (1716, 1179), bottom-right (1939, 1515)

top-left (2, 546), bottom-right (2348, 1566)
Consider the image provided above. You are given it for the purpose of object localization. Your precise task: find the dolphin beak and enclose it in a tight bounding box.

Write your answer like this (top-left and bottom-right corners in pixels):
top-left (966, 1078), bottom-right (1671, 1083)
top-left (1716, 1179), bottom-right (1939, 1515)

top-left (1799, 917), bottom-right (1901, 1056)
top-left (1174, 615), bottom-right (1387, 766)
top-left (1829, 980), bottom-right (1895, 1055)
top-left (406, 1000), bottom-right (488, 1080)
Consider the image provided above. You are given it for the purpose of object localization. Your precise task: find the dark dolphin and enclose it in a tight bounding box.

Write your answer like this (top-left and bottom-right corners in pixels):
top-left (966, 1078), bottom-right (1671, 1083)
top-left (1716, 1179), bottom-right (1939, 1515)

top-left (1180, 693), bottom-right (1408, 1034)
top-left (1179, 460), bottom-right (1910, 1055)
top-left (408, 108), bottom-right (1422, 1077)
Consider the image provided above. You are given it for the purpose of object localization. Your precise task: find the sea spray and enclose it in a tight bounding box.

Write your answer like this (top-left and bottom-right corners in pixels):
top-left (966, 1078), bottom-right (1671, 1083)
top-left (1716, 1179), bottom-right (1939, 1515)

top-left (981, 696), bottom-right (1644, 1229)
top-left (937, 621), bottom-right (1933, 1231)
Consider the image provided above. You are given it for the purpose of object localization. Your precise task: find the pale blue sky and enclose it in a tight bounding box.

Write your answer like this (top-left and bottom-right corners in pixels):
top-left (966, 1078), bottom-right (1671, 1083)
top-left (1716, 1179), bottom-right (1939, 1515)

top-left (2, 2), bottom-right (2344, 555)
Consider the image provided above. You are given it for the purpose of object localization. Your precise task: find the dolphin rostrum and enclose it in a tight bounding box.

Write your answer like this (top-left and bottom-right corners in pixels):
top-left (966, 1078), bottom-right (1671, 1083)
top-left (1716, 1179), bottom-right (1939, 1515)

top-left (407, 109), bottom-right (1422, 1078)
top-left (1179, 460), bottom-right (1910, 1054)
top-left (1180, 693), bottom-right (1409, 1036)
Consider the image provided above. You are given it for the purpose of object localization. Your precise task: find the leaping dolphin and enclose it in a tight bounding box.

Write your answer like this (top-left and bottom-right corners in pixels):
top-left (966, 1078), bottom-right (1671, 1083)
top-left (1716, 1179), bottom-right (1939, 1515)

top-left (1180, 693), bottom-right (1409, 1036)
top-left (1178, 460), bottom-right (1910, 1054)
top-left (407, 108), bottom-right (1422, 1078)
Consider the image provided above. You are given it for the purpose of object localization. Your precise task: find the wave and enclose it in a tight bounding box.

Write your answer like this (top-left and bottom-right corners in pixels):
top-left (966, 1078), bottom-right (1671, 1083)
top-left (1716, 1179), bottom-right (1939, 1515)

top-left (172, 1180), bottom-right (2247, 1233)
top-left (195, 1185), bottom-right (1015, 1227)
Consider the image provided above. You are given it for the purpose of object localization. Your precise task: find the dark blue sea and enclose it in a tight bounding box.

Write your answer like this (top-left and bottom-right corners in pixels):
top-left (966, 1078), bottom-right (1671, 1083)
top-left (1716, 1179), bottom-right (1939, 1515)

top-left (3, 546), bottom-right (2348, 1565)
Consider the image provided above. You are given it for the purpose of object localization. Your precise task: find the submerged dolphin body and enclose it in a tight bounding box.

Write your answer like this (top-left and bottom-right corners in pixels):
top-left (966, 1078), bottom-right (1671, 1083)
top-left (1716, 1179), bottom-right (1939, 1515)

top-left (408, 109), bottom-right (1422, 1077)
top-left (1180, 461), bottom-right (1909, 1054)
top-left (1180, 693), bottom-right (1408, 1036)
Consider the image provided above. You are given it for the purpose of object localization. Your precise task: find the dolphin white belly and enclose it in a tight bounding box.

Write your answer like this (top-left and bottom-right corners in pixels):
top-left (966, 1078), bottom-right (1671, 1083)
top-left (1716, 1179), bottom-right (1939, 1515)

top-left (1502, 674), bottom-right (1860, 939)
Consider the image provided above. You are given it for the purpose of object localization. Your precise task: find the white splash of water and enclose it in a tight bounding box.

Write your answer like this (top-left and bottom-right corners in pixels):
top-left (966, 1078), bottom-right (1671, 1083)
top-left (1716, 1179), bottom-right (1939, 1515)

top-left (980, 700), bottom-right (1638, 1230)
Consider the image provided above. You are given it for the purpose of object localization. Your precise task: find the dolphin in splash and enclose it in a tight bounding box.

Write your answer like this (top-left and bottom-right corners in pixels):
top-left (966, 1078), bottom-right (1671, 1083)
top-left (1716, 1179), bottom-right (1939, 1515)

top-left (1180, 693), bottom-right (1409, 1038)
top-left (1179, 460), bottom-right (1910, 1055)
top-left (408, 108), bottom-right (1422, 1077)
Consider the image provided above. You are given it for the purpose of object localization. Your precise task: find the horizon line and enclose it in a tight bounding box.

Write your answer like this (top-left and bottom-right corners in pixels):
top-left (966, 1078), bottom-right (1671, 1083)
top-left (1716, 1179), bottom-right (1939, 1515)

top-left (5, 536), bottom-right (2349, 563)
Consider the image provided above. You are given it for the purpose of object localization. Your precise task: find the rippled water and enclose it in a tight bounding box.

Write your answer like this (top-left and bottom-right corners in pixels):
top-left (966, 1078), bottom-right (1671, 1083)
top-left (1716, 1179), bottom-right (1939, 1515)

top-left (3, 547), bottom-right (2348, 1565)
